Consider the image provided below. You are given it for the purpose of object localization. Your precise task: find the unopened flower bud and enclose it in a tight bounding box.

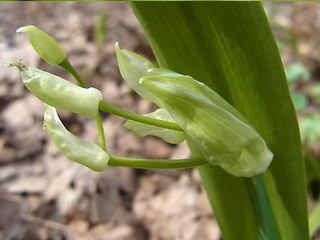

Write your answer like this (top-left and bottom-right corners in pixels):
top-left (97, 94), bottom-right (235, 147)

top-left (123, 108), bottom-right (185, 144)
top-left (115, 42), bottom-right (162, 106)
top-left (8, 61), bottom-right (102, 118)
top-left (44, 105), bottom-right (109, 171)
top-left (140, 74), bottom-right (273, 177)
top-left (17, 25), bottom-right (66, 65)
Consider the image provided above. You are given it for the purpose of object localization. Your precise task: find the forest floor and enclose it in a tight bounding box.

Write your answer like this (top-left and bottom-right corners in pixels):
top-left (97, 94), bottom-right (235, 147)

top-left (0, 2), bottom-right (320, 240)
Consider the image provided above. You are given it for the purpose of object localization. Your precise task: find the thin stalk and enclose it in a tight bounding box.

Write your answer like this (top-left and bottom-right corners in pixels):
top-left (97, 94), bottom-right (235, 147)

top-left (59, 59), bottom-right (86, 88)
top-left (245, 178), bottom-right (268, 240)
top-left (108, 153), bottom-right (207, 169)
top-left (99, 101), bottom-right (183, 131)
top-left (246, 176), bottom-right (278, 240)
top-left (60, 58), bottom-right (107, 151)
top-left (254, 175), bottom-right (278, 240)
top-left (95, 112), bottom-right (106, 151)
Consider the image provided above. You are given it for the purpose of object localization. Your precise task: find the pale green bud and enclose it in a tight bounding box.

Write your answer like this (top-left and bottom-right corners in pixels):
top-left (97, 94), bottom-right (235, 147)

top-left (16, 25), bottom-right (66, 65)
top-left (140, 75), bottom-right (273, 177)
top-left (123, 108), bottom-right (186, 144)
top-left (147, 68), bottom-right (248, 123)
top-left (8, 61), bottom-right (102, 118)
top-left (44, 105), bottom-right (109, 172)
top-left (115, 43), bottom-right (162, 106)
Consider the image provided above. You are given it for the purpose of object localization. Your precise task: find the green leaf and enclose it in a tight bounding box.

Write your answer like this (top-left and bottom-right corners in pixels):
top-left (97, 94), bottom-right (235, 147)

top-left (16, 25), bottom-right (66, 65)
top-left (123, 108), bottom-right (185, 144)
top-left (132, 2), bottom-right (308, 239)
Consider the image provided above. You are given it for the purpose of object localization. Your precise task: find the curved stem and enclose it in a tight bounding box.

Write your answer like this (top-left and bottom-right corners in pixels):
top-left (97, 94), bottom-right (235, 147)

top-left (59, 59), bottom-right (86, 88)
top-left (60, 58), bottom-right (107, 151)
top-left (99, 101), bottom-right (183, 131)
top-left (108, 153), bottom-right (207, 169)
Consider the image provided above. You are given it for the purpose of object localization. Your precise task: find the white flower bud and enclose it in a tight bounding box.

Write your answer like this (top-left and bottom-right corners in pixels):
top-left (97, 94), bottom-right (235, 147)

top-left (44, 105), bottom-right (109, 172)
top-left (10, 61), bottom-right (102, 118)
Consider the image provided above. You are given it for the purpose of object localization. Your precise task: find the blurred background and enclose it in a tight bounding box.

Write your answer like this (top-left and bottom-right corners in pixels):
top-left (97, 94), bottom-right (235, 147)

top-left (1, 2), bottom-right (320, 240)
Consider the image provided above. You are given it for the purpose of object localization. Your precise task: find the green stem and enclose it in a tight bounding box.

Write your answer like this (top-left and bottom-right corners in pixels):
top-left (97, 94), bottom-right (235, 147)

top-left (59, 59), bottom-right (87, 88)
top-left (95, 112), bottom-right (106, 151)
top-left (254, 175), bottom-right (278, 240)
top-left (60, 58), bottom-right (107, 150)
top-left (99, 101), bottom-right (183, 131)
top-left (108, 153), bottom-right (207, 169)
top-left (246, 176), bottom-right (278, 240)
top-left (245, 178), bottom-right (268, 240)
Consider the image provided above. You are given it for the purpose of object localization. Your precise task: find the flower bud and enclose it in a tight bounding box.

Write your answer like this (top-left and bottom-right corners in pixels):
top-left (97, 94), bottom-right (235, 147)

top-left (16, 25), bottom-right (66, 65)
top-left (9, 61), bottom-right (102, 118)
top-left (44, 105), bottom-right (109, 171)
top-left (140, 74), bottom-right (273, 177)
top-left (115, 43), bottom-right (162, 106)
top-left (123, 108), bottom-right (186, 144)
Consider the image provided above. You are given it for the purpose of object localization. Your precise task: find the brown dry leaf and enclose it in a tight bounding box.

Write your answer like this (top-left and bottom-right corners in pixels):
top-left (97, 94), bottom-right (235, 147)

top-left (133, 173), bottom-right (220, 240)
top-left (90, 223), bottom-right (139, 240)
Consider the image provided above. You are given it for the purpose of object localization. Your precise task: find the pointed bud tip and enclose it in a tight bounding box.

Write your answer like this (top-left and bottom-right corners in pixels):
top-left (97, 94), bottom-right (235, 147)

top-left (115, 42), bottom-right (121, 54)
top-left (139, 76), bottom-right (157, 86)
top-left (16, 25), bottom-right (66, 66)
top-left (139, 76), bottom-right (165, 87)
top-left (139, 77), bottom-right (145, 85)
top-left (16, 26), bottom-right (29, 33)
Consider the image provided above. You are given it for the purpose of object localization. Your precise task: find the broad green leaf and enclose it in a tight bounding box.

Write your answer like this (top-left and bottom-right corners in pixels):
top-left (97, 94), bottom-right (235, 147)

top-left (132, 2), bottom-right (308, 239)
top-left (123, 108), bottom-right (186, 144)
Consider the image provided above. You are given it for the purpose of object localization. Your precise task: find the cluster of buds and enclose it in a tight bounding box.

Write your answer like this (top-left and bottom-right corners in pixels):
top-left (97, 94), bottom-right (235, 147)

top-left (6, 25), bottom-right (273, 177)
top-left (116, 45), bottom-right (273, 177)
